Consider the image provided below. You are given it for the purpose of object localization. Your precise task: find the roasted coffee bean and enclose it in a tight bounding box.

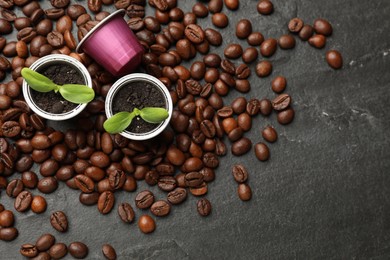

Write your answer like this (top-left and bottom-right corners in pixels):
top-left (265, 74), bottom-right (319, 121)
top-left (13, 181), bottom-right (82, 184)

top-left (277, 107), bottom-right (295, 124)
top-left (31, 195), bottom-right (47, 214)
top-left (204, 28), bottom-right (222, 46)
top-left (224, 0), bottom-right (239, 9)
top-left (288, 17), bottom-right (304, 33)
top-left (6, 179), bottom-right (24, 198)
top-left (231, 137), bottom-right (252, 156)
top-left (308, 34), bottom-right (326, 49)
top-left (47, 31), bottom-right (64, 48)
top-left (271, 76), bottom-right (287, 93)
top-left (236, 64), bottom-right (251, 79)
top-left (185, 172), bottom-right (204, 187)
top-left (51, 0), bottom-right (70, 8)
top-left (200, 120), bottom-right (216, 138)
top-left (203, 53), bottom-right (221, 68)
top-left (20, 244), bottom-right (38, 258)
top-left (202, 152), bottom-right (219, 168)
top-left (245, 98), bottom-right (259, 116)
top-left (326, 50), bottom-right (343, 69)
top-left (3, 41), bottom-right (16, 56)
top-left (144, 16), bottom-right (160, 32)
top-left (254, 142), bottom-right (270, 161)
top-left (40, 159), bottom-right (59, 176)
top-left (197, 198), bottom-right (211, 216)
top-left (135, 190), bottom-right (154, 209)
top-left (272, 92), bottom-right (291, 111)
top-left (36, 234), bottom-right (56, 252)
top-left (50, 211), bottom-right (68, 232)
top-left (30, 8), bottom-right (45, 25)
top-left (1, 9), bottom-right (16, 22)
top-left (14, 18), bottom-right (31, 31)
top-left (256, 60), bottom-right (272, 77)
top-left (217, 106), bottom-right (234, 118)
top-left (151, 0), bottom-right (168, 11)
top-left (257, 0), bottom-right (273, 14)
top-left (183, 12), bottom-right (196, 26)
top-left (126, 4), bottom-right (145, 18)
top-left (169, 7), bottom-right (184, 21)
top-left (313, 18), bottom-right (332, 36)
top-left (90, 151), bottom-right (110, 168)
top-left (185, 24), bottom-right (205, 44)
top-left (208, 0), bottom-right (223, 13)
top-left (0, 18), bottom-right (12, 34)
top-left (21, 171), bottom-right (38, 189)
top-left (238, 183), bottom-right (252, 201)
top-left (69, 242), bottom-right (89, 259)
top-left (190, 61), bottom-right (206, 80)
top-left (49, 243), bottom-right (68, 259)
top-left (258, 98), bottom-right (271, 116)
top-left (278, 34), bottom-right (296, 49)
top-left (102, 244), bottom-right (117, 260)
top-left (0, 227), bottom-right (18, 241)
top-left (247, 32), bottom-right (264, 46)
top-left (158, 176), bottom-right (177, 191)
top-left (75, 174), bottom-right (95, 193)
top-left (237, 113), bottom-right (251, 132)
top-left (38, 177), bottom-right (58, 194)
top-left (192, 2), bottom-right (208, 17)
top-left (299, 24), bottom-right (314, 41)
top-left (232, 164), bottom-right (248, 183)
top-left (79, 192), bottom-right (99, 206)
top-left (118, 203), bottom-right (135, 223)
top-left (0, 210), bottom-right (14, 227)
top-left (224, 43), bottom-right (242, 59)
top-left (45, 8), bottom-right (65, 20)
top-left (262, 126), bottom-right (278, 142)
top-left (2, 121), bottom-right (21, 138)
top-left (260, 38), bottom-right (277, 57)
top-left (242, 47), bottom-right (258, 63)
top-left (0, 0), bottom-right (13, 9)
top-left (167, 187), bottom-right (187, 205)
top-left (236, 19), bottom-right (252, 39)
top-left (212, 12), bottom-right (228, 28)
top-left (138, 214), bottom-right (155, 234)
top-left (87, 0), bottom-right (102, 12)
top-left (67, 4), bottom-right (87, 20)
top-left (14, 190), bottom-right (32, 212)
top-left (231, 97), bottom-right (247, 114)
top-left (108, 169), bottom-right (126, 190)
top-left (150, 200), bottom-right (171, 217)
top-left (98, 191), bottom-right (115, 214)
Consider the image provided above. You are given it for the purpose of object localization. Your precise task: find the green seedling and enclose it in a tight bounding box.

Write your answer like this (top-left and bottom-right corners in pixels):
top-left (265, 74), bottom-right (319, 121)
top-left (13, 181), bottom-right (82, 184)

top-left (103, 107), bottom-right (169, 134)
top-left (21, 67), bottom-right (95, 104)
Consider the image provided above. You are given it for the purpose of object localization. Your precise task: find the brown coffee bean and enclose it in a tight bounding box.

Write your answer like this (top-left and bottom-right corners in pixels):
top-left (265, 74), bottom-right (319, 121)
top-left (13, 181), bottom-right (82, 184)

top-left (126, 4), bottom-right (145, 18)
top-left (326, 50), bottom-right (343, 69)
top-left (36, 234), bottom-right (56, 252)
top-left (0, 210), bottom-right (14, 227)
top-left (88, 0), bottom-right (102, 12)
top-left (298, 24), bottom-right (314, 41)
top-left (48, 243), bottom-right (68, 259)
top-left (272, 92), bottom-right (291, 111)
top-left (224, 43), bottom-right (243, 59)
top-left (47, 31), bottom-right (64, 48)
top-left (30, 8), bottom-right (45, 25)
top-left (212, 12), bottom-right (228, 28)
top-left (31, 195), bottom-right (47, 214)
top-left (102, 244), bottom-right (117, 260)
top-left (118, 203), bottom-right (135, 223)
top-left (262, 125), bottom-right (278, 143)
top-left (167, 187), bottom-right (187, 205)
top-left (1, 9), bottom-right (16, 22)
top-left (238, 183), bottom-right (252, 201)
top-left (231, 137), bottom-right (252, 156)
top-left (313, 18), bottom-right (333, 36)
top-left (204, 28), bottom-right (222, 46)
top-left (256, 60), bottom-right (272, 77)
top-left (236, 19), bottom-right (252, 39)
top-left (0, 18), bottom-right (12, 34)
top-left (247, 32), bottom-right (264, 46)
top-left (237, 113), bottom-right (251, 131)
top-left (224, 0), bottom-right (239, 10)
top-left (20, 244), bottom-right (38, 258)
top-left (254, 142), bottom-right (270, 161)
top-left (308, 34), bottom-right (326, 49)
top-left (204, 53), bottom-right (221, 68)
top-left (190, 61), bottom-right (206, 80)
top-left (158, 176), bottom-right (177, 191)
top-left (232, 164), bottom-right (248, 183)
top-left (257, 0), bottom-right (273, 14)
top-left (197, 198), bottom-right (211, 216)
top-left (235, 64), bottom-right (251, 79)
top-left (150, 200), bottom-right (171, 217)
top-left (14, 190), bottom-right (32, 212)
top-left (37, 177), bottom-right (58, 194)
top-left (74, 175), bottom-right (95, 193)
top-left (260, 38), bottom-right (277, 57)
top-left (68, 242), bottom-right (89, 259)
top-left (271, 76), bottom-right (286, 93)
top-left (138, 214), bottom-right (155, 234)
top-left (108, 170), bottom-right (126, 190)
top-left (288, 17), bottom-right (304, 33)
top-left (6, 179), bottom-right (23, 198)
top-left (208, 0), bottom-right (223, 13)
top-left (98, 191), bottom-right (115, 214)
top-left (0, 227), bottom-right (18, 241)
top-left (278, 34), bottom-right (296, 49)
top-left (50, 211), bottom-right (68, 232)
top-left (242, 47), bottom-right (258, 64)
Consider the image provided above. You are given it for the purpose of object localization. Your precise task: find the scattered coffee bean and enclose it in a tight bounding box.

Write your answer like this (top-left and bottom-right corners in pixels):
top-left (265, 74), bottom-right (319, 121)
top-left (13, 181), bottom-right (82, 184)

top-left (98, 191), bottom-right (115, 214)
top-left (150, 200), bottom-right (171, 217)
top-left (48, 243), bottom-right (68, 259)
top-left (68, 242), bottom-right (89, 259)
top-left (236, 19), bottom-right (252, 39)
top-left (118, 203), bottom-right (135, 223)
top-left (299, 24), bottom-right (314, 41)
top-left (308, 34), bottom-right (326, 49)
top-left (254, 142), bottom-right (270, 161)
top-left (212, 13), bottom-right (228, 28)
top-left (313, 18), bottom-right (333, 36)
top-left (277, 107), bottom-right (295, 125)
top-left (326, 50), bottom-right (343, 69)
top-left (197, 198), bottom-right (211, 216)
top-left (238, 183), bottom-right (252, 201)
top-left (14, 190), bottom-right (32, 212)
top-left (102, 244), bottom-right (117, 260)
top-left (288, 17), bottom-right (304, 33)
top-left (0, 210), bottom-right (14, 227)
top-left (271, 76), bottom-right (287, 93)
top-left (135, 190), bottom-right (155, 209)
top-left (50, 211), bottom-right (68, 232)
top-left (256, 60), bottom-right (272, 77)
top-left (31, 195), bottom-right (47, 214)
top-left (272, 93), bottom-right (291, 111)
top-left (20, 244), bottom-right (38, 258)
top-left (138, 215), bottom-right (156, 234)
top-left (257, 0), bottom-right (273, 15)
top-left (232, 164), bottom-right (248, 183)
top-left (36, 234), bottom-right (56, 252)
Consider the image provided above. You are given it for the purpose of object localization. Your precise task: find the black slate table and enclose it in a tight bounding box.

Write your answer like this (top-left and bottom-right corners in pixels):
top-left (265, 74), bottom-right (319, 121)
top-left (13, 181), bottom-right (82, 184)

top-left (1, 0), bottom-right (390, 259)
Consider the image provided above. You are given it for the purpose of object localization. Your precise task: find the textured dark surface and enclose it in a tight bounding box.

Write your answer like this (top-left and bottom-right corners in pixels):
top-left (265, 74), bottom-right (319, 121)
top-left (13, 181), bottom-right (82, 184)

top-left (1, 0), bottom-right (390, 259)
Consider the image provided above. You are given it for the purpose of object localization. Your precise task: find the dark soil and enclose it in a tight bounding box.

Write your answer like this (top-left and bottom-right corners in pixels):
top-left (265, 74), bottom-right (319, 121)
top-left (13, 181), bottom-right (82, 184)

top-left (30, 63), bottom-right (85, 114)
top-left (112, 81), bottom-right (166, 134)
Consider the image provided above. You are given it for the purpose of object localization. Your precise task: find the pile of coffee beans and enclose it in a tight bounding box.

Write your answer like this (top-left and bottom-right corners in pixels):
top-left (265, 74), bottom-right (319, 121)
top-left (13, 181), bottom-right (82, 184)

top-left (20, 233), bottom-right (89, 259)
top-left (0, 0), bottom-right (344, 258)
